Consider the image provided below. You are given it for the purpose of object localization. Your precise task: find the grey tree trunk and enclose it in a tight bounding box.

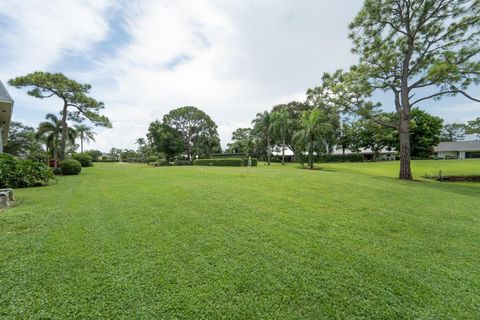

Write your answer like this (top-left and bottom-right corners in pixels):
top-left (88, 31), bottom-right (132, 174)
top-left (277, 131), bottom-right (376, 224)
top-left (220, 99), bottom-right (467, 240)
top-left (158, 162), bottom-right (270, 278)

top-left (267, 135), bottom-right (271, 165)
top-left (59, 101), bottom-right (68, 161)
top-left (399, 113), bottom-right (412, 180)
top-left (281, 137), bottom-right (285, 165)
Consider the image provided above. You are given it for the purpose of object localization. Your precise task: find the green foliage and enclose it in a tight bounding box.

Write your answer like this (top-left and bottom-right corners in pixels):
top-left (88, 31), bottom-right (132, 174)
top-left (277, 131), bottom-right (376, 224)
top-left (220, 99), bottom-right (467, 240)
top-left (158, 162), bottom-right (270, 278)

top-left (147, 121), bottom-right (184, 161)
top-left (466, 117), bottom-right (480, 138)
top-left (441, 123), bottom-right (467, 142)
top-left (4, 121), bottom-right (44, 160)
top-left (226, 128), bottom-right (256, 156)
top-left (9, 71), bottom-right (111, 160)
top-left (293, 109), bottom-right (334, 169)
top-left (194, 158), bottom-right (258, 167)
top-left (162, 106), bottom-right (221, 159)
top-left (74, 124), bottom-right (96, 153)
top-left (252, 111), bottom-right (273, 164)
top-left (0, 153), bottom-right (54, 188)
top-left (319, 154), bottom-right (364, 163)
top-left (85, 150), bottom-right (103, 161)
top-left (147, 155), bottom-right (158, 163)
top-left (174, 160), bottom-right (193, 166)
top-left (149, 160), bottom-right (169, 167)
top-left (60, 159), bottom-right (82, 175)
top-left (72, 153), bottom-right (93, 167)
top-left (351, 116), bottom-right (396, 160)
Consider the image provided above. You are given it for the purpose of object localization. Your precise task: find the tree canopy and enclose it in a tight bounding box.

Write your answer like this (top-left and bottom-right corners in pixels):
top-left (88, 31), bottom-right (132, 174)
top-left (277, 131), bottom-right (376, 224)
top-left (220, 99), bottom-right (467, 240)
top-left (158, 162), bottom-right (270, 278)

top-left (8, 71), bottom-right (111, 160)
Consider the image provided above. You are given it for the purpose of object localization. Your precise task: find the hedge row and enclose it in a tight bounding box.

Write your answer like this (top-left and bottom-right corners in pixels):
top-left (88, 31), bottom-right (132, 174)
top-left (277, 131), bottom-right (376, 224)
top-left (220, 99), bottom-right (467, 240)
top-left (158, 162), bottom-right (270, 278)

top-left (318, 154), bottom-right (364, 163)
top-left (194, 158), bottom-right (258, 167)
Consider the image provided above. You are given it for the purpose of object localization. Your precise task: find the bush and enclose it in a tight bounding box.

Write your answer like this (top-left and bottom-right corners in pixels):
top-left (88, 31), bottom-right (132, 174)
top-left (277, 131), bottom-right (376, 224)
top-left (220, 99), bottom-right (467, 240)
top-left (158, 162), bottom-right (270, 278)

top-left (96, 159), bottom-right (119, 162)
top-left (0, 153), bottom-right (54, 188)
top-left (319, 154), bottom-right (364, 163)
top-left (194, 158), bottom-right (258, 167)
top-left (174, 160), bottom-right (193, 166)
top-left (147, 155), bottom-right (158, 163)
top-left (149, 160), bottom-right (169, 167)
top-left (72, 153), bottom-right (93, 167)
top-left (60, 159), bottom-right (82, 175)
top-left (52, 167), bottom-right (63, 175)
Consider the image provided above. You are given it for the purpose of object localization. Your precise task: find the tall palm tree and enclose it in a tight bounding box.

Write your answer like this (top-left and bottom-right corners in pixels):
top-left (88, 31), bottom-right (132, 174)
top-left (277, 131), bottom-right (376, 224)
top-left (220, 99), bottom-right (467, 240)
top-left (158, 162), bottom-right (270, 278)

top-left (252, 111), bottom-right (272, 165)
top-left (74, 124), bottom-right (96, 153)
top-left (271, 107), bottom-right (292, 165)
top-left (37, 114), bottom-right (76, 168)
top-left (294, 109), bottom-right (333, 169)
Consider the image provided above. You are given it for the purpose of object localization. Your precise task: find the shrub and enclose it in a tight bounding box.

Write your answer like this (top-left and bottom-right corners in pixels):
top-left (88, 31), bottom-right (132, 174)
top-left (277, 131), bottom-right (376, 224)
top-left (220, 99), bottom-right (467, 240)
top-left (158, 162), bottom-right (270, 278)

top-left (148, 155), bottom-right (158, 163)
top-left (60, 159), bottom-right (82, 175)
top-left (0, 153), bottom-right (54, 188)
top-left (319, 154), bottom-right (364, 163)
top-left (72, 153), bottom-right (93, 167)
top-left (174, 160), bottom-right (193, 166)
top-left (96, 159), bottom-right (119, 162)
top-left (149, 160), bottom-right (169, 167)
top-left (52, 167), bottom-right (63, 175)
top-left (194, 158), bottom-right (258, 167)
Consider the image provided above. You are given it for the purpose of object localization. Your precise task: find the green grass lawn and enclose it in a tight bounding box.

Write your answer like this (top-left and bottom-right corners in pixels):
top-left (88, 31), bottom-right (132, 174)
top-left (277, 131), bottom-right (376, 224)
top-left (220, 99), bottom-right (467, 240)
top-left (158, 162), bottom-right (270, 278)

top-left (1, 161), bottom-right (479, 319)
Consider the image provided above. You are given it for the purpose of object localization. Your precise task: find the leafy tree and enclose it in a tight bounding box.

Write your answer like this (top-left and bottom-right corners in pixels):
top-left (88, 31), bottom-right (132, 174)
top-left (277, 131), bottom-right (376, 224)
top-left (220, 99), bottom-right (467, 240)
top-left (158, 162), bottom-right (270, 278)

top-left (271, 101), bottom-right (309, 154)
top-left (162, 106), bottom-right (219, 160)
top-left (441, 123), bottom-right (467, 142)
top-left (466, 117), bottom-right (480, 138)
top-left (4, 122), bottom-right (44, 159)
top-left (8, 72), bottom-right (111, 160)
top-left (74, 124), bottom-right (96, 153)
top-left (227, 128), bottom-right (255, 156)
top-left (36, 113), bottom-right (76, 168)
top-left (271, 107), bottom-right (293, 165)
top-left (85, 149), bottom-right (103, 161)
top-left (327, 0), bottom-right (480, 179)
top-left (147, 120), bottom-right (184, 161)
top-left (293, 109), bottom-right (334, 169)
top-left (252, 111), bottom-right (273, 165)
top-left (135, 137), bottom-right (147, 163)
top-left (352, 117), bottom-right (395, 160)
top-left (337, 121), bottom-right (356, 155)
top-left (406, 108), bottom-right (443, 157)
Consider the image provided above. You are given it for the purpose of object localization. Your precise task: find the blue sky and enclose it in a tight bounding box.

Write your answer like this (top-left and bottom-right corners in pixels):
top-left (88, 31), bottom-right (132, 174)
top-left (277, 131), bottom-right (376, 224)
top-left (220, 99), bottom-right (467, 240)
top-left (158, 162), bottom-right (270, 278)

top-left (0, 0), bottom-right (478, 151)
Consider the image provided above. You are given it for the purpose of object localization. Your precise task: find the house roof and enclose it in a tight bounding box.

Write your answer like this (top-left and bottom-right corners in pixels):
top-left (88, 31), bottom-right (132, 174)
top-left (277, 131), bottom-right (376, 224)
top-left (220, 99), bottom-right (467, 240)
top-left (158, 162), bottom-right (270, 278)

top-left (0, 80), bottom-right (13, 103)
top-left (434, 141), bottom-right (480, 152)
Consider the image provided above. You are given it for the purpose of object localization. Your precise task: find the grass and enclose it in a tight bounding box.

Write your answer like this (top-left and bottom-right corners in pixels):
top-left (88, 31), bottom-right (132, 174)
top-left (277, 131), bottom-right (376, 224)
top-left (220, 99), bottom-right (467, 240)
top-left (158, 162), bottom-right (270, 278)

top-left (1, 160), bottom-right (479, 319)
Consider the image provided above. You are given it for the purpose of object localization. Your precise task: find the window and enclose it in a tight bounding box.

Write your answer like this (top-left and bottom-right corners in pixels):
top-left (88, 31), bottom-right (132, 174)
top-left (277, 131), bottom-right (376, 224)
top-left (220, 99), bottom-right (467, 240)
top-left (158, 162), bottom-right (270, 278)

top-left (465, 152), bottom-right (480, 159)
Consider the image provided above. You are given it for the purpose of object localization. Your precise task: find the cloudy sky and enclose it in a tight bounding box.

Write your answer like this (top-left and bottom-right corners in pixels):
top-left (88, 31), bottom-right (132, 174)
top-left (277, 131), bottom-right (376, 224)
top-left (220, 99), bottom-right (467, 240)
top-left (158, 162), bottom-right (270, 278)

top-left (0, 0), bottom-right (478, 151)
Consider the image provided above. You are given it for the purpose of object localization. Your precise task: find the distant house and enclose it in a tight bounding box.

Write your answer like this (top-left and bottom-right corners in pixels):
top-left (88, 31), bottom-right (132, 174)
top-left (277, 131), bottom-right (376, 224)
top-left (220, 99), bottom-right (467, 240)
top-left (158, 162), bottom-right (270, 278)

top-left (0, 80), bottom-right (14, 154)
top-left (434, 141), bottom-right (480, 159)
top-left (331, 148), bottom-right (396, 161)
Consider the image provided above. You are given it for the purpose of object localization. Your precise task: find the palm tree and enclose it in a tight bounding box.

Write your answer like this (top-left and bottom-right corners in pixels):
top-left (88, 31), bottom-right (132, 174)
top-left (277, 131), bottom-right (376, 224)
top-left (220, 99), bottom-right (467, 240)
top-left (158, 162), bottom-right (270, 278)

top-left (252, 111), bottom-right (272, 165)
top-left (294, 109), bottom-right (333, 169)
top-left (271, 107), bottom-right (292, 165)
top-left (74, 124), bottom-right (96, 153)
top-left (37, 114), bottom-right (76, 168)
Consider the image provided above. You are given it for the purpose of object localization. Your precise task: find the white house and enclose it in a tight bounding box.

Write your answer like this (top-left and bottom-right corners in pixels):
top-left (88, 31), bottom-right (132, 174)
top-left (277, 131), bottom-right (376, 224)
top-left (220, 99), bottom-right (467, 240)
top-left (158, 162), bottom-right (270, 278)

top-left (434, 141), bottom-right (480, 159)
top-left (0, 80), bottom-right (14, 154)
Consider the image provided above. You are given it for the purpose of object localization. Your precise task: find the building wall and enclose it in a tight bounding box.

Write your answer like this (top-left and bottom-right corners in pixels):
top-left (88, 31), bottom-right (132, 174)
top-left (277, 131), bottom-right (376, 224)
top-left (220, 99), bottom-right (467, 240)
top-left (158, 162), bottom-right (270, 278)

top-left (437, 151), bottom-right (460, 159)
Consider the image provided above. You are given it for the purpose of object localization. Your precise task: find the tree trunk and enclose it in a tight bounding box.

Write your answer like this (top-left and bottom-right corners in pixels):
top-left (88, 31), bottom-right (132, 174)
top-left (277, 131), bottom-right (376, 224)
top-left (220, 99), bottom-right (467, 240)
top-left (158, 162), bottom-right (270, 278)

top-left (53, 146), bottom-right (58, 168)
top-left (267, 135), bottom-right (271, 165)
top-left (399, 113), bottom-right (412, 180)
top-left (309, 139), bottom-right (313, 169)
top-left (80, 135), bottom-right (84, 153)
top-left (281, 137), bottom-right (285, 165)
top-left (59, 101), bottom-right (68, 161)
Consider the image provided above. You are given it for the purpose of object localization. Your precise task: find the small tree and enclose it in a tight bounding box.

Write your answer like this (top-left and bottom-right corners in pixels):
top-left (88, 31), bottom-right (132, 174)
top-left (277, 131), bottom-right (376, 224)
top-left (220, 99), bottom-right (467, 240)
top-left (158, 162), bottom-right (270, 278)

top-left (9, 72), bottom-right (111, 160)
top-left (147, 121), bottom-right (184, 161)
top-left (466, 117), bottom-right (480, 138)
top-left (441, 123), bottom-right (467, 142)
top-left (352, 117), bottom-right (395, 160)
top-left (252, 111), bottom-right (273, 165)
top-left (271, 107), bottom-right (293, 165)
top-left (294, 109), bottom-right (333, 169)
top-left (74, 124), bottom-right (96, 153)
